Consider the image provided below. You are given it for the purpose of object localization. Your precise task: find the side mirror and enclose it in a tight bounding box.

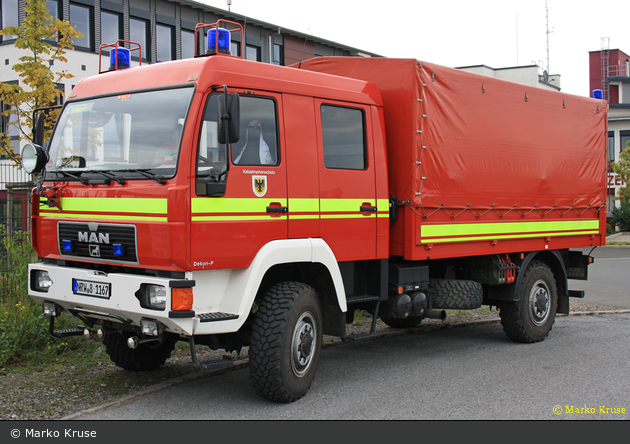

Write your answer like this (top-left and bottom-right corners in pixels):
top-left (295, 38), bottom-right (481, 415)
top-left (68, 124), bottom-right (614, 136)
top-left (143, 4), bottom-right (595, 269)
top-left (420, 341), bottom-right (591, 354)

top-left (33, 111), bottom-right (46, 147)
top-left (21, 143), bottom-right (49, 174)
top-left (217, 92), bottom-right (240, 145)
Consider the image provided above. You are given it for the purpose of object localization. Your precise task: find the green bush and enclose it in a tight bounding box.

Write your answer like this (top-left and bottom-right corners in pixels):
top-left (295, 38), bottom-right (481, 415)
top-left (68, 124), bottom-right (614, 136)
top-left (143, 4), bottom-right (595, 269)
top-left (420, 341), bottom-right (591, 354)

top-left (612, 199), bottom-right (630, 232)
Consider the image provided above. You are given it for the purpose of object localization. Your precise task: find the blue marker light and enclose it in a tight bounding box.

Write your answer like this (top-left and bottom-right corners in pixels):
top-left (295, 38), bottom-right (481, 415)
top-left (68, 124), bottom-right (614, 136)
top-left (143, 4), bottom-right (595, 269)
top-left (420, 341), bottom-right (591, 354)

top-left (207, 28), bottom-right (231, 55)
top-left (62, 239), bottom-right (73, 252)
top-left (592, 89), bottom-right (603, 99)
top-left (112, 243), bottom-right (125, 256)
top-left (110, 47), bottom-right (131, 70)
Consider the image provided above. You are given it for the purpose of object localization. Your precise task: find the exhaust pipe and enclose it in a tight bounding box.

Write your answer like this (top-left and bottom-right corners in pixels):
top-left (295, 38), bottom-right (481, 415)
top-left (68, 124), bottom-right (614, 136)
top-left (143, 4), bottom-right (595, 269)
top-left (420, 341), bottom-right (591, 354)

top-left (427, 309), bottom-right (446, 320)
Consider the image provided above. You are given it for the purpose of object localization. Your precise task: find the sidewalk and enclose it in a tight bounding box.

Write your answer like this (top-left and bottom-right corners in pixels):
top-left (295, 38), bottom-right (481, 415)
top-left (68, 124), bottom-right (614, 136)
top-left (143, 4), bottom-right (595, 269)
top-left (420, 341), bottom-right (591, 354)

top-left (605, 231), bottom-right (630, 246)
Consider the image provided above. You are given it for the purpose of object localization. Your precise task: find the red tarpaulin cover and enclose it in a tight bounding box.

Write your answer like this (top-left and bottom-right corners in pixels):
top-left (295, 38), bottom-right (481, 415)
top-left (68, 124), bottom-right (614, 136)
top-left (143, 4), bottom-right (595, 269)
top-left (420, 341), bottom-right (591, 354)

top-left (296, 57), bottom-right (607, 258)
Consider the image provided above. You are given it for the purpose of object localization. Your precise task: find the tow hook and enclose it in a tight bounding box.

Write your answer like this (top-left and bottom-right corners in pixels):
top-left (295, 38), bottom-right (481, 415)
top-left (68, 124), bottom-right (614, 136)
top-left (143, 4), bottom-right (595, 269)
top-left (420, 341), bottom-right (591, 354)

top-left (83, 328), bottom-right (104, 339)
top-left (126, 336), bottom-right (160, 349)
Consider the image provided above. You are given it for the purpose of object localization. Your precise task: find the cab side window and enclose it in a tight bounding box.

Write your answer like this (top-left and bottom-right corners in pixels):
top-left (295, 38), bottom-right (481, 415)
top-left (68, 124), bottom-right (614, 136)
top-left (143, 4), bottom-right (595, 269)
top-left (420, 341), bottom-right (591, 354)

top-left (231, 96), bottom-right (279, 166)
top-left (320, 104), bottom-right (366, 170)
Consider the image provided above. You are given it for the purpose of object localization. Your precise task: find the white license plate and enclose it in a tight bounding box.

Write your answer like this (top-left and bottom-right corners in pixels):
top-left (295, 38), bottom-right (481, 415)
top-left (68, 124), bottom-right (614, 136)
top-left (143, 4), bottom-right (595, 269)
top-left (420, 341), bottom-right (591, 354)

top-left (72, 279), bottom-right (111, 299)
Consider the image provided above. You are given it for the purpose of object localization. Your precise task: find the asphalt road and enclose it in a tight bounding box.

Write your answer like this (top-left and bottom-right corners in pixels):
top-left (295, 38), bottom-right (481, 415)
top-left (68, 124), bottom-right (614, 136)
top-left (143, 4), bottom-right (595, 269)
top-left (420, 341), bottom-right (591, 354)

top-left (570, 246), bottom-right (630, 308)
top-left (64, 245), bottom-right (629, 422)
top-left (74, 313), bottom-right (630, 421)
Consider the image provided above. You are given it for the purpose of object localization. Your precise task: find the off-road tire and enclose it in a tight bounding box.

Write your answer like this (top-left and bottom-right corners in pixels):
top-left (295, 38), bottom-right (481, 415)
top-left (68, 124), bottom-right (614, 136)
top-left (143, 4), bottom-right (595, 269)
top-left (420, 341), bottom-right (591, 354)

top-left (249, 281), bottom-right (323, 403)
top-left (427, 279), bottom-right (483, 309)
top-left (380, 315), bottom-right (423, 329)
top-left (103, 330), bottom-right (178, 371)
top-left (499, 260), bottom-right (558, 343)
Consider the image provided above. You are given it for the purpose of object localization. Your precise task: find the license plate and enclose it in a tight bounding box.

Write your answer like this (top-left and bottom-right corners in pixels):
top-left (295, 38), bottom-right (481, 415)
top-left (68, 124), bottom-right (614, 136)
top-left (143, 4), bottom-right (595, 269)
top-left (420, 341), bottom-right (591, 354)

top-left (72, 279), bottom-right (111, 299)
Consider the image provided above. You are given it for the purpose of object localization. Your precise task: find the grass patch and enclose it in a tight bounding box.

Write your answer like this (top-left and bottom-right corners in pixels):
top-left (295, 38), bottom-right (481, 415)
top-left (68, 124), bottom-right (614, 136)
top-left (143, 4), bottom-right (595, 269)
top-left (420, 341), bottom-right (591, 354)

top-left (607, 241), bottom-right (630, 245)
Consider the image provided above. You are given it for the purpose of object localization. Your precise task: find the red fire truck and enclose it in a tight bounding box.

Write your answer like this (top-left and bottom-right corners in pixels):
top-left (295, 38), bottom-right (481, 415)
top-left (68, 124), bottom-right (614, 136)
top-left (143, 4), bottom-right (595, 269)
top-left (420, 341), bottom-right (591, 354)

top-left (21, 21), bottom-right (607, 402)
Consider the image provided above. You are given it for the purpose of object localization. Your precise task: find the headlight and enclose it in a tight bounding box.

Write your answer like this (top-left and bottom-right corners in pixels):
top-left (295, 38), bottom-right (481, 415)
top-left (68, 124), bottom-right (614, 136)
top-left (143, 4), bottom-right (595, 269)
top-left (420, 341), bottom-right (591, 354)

top-left (147, 285), bottom-right (167, 309)
top-left (140, 319), bottom-right (162, 337)
top-left (42, 301), bottom-right (62, 317)
top-left (31, 270), bottom-right (53, 292)
top-left (135, 284), bottom-right (167, 310)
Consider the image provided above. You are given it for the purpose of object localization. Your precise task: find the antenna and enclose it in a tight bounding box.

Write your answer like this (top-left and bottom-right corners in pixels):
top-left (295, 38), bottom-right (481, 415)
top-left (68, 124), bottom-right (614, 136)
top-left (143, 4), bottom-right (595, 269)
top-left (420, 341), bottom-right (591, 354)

top-left (546, 0), bottom-right (553, 73)
top-left (227, 0), bottom-right (232, 11)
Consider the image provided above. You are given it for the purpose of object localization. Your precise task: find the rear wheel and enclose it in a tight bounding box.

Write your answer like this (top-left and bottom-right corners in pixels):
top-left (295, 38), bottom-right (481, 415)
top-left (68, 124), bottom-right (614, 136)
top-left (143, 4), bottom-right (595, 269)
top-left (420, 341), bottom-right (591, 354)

top-left (103, 330), bottom-right (178, 371)
top-left (499, 260), bottom-right (558, 343)
top-left (249, 282), bottom-right (323, 402)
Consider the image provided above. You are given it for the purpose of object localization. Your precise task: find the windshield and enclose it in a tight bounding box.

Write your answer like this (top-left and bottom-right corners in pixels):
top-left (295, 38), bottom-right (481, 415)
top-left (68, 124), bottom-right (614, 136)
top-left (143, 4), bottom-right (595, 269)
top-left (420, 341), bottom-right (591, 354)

top-left (47, 86), bottom-right (194, 179)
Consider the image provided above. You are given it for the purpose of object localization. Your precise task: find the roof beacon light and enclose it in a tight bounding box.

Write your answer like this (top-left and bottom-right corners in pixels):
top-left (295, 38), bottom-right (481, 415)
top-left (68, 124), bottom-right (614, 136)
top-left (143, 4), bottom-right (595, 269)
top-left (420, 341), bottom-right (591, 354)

top-left (208, 27), bottom-right (231, 55)
top-left (592, 89), bottom-right (603, 100)
top-left (110, 47), bottom-right (131, 70)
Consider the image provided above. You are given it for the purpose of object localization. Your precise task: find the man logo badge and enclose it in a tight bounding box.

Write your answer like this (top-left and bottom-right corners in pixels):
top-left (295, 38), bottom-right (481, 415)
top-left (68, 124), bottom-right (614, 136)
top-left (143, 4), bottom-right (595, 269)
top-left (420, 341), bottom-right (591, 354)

top-left (89, 245), bottom-right (101, 257)
top-left (253, 175), bottom-right (267, 197)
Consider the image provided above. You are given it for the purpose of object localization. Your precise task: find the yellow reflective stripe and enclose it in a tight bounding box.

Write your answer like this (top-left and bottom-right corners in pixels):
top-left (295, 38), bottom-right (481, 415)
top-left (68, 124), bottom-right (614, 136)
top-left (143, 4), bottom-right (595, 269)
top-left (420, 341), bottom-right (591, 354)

top-left (38, 197), bottom-right (168, 221)
top-left (288, 198), bottom-right (320, 220)
top-left (421, 220), bottom-right (600, 243)
top-left (377, 198), bottom-right (390, 218)
top-left (191, 197), bottom-right (288, 221)
top-left (191, 197), bottom-right (387, 221)
top-left (424, 230), bottom-right (600, 244)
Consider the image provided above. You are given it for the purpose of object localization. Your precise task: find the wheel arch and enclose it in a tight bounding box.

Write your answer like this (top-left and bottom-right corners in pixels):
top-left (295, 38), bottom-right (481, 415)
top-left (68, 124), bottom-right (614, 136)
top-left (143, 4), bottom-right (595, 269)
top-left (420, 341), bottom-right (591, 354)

top-left (222, 239), bottom-right (347, 332)
top-left (485, 250), bottom-right (568, 314)
top-left (516, 250), bottom-right (568, 313)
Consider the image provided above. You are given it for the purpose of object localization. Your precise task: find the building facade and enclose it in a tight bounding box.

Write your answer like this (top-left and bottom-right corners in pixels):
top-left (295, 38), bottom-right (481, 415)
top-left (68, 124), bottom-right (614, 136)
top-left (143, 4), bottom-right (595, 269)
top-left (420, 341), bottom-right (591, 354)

top-left (0, 0), bottom-right (380, 276)
top-left (589, 48), bottom-right (630, 219)
top-left (0, 0), bottom-right (380, 159)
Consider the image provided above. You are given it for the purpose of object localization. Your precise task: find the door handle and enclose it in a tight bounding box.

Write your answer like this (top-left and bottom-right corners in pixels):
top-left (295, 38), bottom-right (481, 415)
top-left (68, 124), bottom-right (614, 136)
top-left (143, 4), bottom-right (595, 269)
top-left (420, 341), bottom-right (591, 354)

top-left (267, 203), bottom-right (288, 214)
top-left (360, 204), bottom-right (377, 212)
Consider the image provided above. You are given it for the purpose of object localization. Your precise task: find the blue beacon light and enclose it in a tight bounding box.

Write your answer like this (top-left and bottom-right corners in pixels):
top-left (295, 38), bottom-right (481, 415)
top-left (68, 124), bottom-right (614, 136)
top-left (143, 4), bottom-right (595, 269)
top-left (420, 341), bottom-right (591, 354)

top-left (112, 243), bottom-right (125, 256)
top-left (208, 28), bottom-right (231, 55)
top-left (110, 47), bottom-right (131, 70)
top-left (62, 239), bottom-right (73, 252)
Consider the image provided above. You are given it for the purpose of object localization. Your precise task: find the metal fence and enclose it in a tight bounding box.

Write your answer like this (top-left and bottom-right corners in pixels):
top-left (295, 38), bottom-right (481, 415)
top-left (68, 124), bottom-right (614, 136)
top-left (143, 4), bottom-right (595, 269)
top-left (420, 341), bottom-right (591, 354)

top-left (1, 161), bottom-right (34, 301)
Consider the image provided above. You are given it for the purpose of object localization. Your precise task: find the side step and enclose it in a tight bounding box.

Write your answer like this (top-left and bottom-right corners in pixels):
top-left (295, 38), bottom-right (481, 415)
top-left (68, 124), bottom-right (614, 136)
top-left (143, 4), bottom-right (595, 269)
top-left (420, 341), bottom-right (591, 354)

top-left (341, 300), bottom-right (381, 343)
top-left (189, 335), bottom-right (235, 370)
top-left (49, 317), bottom-right (85, 338)
top-left (197, 312), bottom-right (239, 323)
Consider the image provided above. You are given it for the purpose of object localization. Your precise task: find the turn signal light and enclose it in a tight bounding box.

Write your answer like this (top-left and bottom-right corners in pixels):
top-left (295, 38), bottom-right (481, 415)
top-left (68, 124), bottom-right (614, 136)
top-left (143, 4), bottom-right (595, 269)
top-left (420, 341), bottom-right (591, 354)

top-left (172, 287), bottom-right (193, 311)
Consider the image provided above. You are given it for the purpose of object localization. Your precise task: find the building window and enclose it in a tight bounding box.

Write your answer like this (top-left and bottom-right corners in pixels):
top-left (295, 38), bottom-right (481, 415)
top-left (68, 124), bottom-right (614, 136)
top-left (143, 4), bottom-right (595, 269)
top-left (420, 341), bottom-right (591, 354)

top-left (1, 81), bottom-right (19, 159)
top-left (42, 0), bottom-right (61, 42)
top-left (1, 0), bottom-right (19, 41)
top-left (181, 29), bottom-right (195, 59)
top-left (101, 10), bottom-right (122, 47)
top-left (130, 17), bottom-right (149, 61)
top-left (320, 105), bottom-right (366, 170)
top-left (231, 41), bottom-right (240, 57)
top-left (621, 131), bottom-right (630, 155)
top-left (246, 45), bottom-right (260, 62)
top-left (69, 2), bottom-right (93, 51)
top-left (608, 131), bottom-right (615, 169)
top-left (156, 24), bottom-right (174, 62)
top-left (273, 44), bottom-right (283, 65)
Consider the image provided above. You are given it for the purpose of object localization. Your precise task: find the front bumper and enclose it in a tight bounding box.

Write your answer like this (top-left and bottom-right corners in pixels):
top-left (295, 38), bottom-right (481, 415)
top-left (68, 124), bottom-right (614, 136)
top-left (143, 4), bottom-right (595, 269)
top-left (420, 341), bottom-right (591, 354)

top-left (27, 263), bottom-right (240, 336)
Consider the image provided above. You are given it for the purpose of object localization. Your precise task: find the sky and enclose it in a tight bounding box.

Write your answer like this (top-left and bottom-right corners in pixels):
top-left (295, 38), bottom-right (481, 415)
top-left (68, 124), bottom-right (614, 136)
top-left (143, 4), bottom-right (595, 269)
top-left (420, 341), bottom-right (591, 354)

top-left (197, 0), bottom-right (630, 98)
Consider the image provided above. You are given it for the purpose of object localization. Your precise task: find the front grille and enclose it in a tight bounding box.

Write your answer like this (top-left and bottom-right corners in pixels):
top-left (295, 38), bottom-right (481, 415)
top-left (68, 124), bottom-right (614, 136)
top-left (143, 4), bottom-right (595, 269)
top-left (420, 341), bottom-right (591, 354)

top-left (58, 222), bottom-right (138, 264)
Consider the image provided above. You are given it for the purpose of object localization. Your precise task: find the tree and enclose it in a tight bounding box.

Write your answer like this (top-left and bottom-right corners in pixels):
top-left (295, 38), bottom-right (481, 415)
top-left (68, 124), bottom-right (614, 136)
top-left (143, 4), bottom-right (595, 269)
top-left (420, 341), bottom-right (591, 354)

top-left (613, 145), bottom-right (630, 201)
top-left (0, 0), bottom-right (82, 165)
top-left (611, 145), bottom-right (630, 232)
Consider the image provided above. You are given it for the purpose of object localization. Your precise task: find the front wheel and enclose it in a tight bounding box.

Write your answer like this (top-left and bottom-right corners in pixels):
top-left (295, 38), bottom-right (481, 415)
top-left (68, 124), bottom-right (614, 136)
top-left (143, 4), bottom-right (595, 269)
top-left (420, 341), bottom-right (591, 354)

top-left (499, 260), bottom-right (558, 343)
top-left (103, 330), bottom-right (178, 371)
top-left (249, 282), bottom-right (323, 402)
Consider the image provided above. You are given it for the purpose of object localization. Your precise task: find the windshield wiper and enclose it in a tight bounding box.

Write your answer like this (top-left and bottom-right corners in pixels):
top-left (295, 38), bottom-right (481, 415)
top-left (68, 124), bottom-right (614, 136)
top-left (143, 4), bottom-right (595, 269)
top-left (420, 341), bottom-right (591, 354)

top-left (82, 170), bottom-right (126, 185)
top-left (52, 170), bottom-right (90, 185)
top-left (120, 169), bottom-right (167, 185)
